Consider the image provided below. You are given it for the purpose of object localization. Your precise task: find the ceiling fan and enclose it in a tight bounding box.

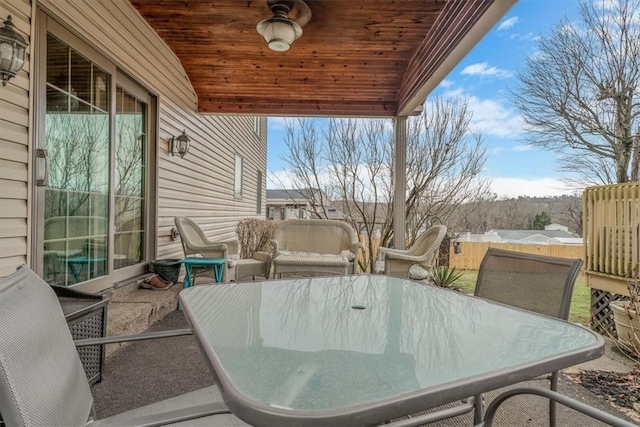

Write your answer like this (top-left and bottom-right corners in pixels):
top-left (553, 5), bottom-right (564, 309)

top-left (256, 0), bottom-right (312, 52)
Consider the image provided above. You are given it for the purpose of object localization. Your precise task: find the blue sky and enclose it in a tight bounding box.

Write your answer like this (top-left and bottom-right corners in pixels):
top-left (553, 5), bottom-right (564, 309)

top-left (267, 0), bottom-right (582, 198)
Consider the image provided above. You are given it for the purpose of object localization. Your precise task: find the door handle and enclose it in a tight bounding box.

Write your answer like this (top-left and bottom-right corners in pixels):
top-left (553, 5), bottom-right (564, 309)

top-left (36, 148), bottom-right (48, 187)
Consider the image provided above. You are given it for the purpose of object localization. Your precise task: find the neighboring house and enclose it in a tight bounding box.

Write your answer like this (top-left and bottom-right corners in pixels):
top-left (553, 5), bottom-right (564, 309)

top-left (266, 189), bottom-right (324, 221)
top-left (265, 189), bottom-right (347, 222)
top-left (455, 225), bottom-right (583, 246)
top-left (0, 1), bottom-right (266, 292)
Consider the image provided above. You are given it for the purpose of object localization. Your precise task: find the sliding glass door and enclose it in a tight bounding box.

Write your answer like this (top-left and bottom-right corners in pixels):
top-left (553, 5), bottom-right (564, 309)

top-left (35, 13), bottom-right (156, 292)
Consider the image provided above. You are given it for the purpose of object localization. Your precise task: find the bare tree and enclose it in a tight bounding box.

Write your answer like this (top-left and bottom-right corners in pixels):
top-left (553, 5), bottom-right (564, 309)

top-left (513, 0), bottom-right (640, 185)
top-left (278, 96), bottom-right (491, 272)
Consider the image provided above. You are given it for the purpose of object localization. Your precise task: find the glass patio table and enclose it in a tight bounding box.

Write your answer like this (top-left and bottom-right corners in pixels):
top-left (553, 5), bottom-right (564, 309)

top-left (179, 275), bottom-right (604, 427)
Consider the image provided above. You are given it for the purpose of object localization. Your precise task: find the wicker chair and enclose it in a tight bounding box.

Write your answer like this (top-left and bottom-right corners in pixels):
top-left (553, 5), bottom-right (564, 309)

top-left (174, 217), bottom-right (231, 282)
top-left (174, 217), bottom-right (271, 282)
top-left (0, 265), bottom-right (248, 426)
top-left (471, 248), bottom-right (584, 426)
top-left (271, 219), bottom-right (364, 278)
top-left (377, 225), bottom-right (447, 281)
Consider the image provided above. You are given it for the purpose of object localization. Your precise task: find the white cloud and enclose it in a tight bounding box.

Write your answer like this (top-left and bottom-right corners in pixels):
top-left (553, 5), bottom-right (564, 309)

top-left (439, 79), bottom-right (454, 88)
top-left (460, 62), bottom-right (513, 78)
top-left (488, 177), bottom-right (575, 198)
top-left (513, 145), bottom-right (533, 151)
top-left (442, 87), bottom-right (465, 98)
top-left (497, 16), bottom-right (519, 32)
top-left (489, 146), bottom-right (505, 155)
top-left (439, 85), bottom-right (523, 138)
top-left (466, 96), bottom-right (523, 138)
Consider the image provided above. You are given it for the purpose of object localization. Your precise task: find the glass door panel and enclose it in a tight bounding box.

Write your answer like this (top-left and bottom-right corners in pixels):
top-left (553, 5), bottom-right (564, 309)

top-left (114, 87), bottom-right (146, 270)
top-left (43, 34), bottom-right (110, 286)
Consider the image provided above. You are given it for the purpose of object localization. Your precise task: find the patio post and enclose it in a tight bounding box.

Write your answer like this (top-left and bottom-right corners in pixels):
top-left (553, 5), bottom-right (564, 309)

top-left (393, 116), bottom-right (407, 250)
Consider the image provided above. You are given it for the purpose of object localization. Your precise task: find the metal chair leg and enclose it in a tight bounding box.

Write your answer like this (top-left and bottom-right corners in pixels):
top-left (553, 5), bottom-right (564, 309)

top-left (549, 371), bottom-right (558, 427)
top-left (474, 393), bottom-right (484, 424)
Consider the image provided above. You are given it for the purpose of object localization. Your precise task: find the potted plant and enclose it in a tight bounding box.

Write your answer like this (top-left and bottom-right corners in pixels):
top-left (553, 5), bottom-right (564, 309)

top-left (610, 273), bottom-right (640, 358)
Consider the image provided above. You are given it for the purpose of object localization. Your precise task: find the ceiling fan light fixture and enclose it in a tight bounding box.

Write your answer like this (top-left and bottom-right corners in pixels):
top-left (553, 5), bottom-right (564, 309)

top-left (257, 1), bottom-right (310, 52)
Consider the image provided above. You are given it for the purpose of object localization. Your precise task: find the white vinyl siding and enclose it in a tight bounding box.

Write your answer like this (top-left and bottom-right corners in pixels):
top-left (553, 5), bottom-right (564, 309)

top-left (0, 0), bottom-right (31, 277)
top-left (0, 0), bottom-right (267, 277)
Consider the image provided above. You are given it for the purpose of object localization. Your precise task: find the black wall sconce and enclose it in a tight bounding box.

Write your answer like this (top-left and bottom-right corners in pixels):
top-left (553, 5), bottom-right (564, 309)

top-left (0, 16), bottom-right (28, 86)
top-left (170, 130), bottom-right (190, 158)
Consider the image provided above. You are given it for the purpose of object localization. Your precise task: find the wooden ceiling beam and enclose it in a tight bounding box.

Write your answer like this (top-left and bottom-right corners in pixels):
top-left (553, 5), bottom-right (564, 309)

top-left (199, 99), bottom-right (397, 117)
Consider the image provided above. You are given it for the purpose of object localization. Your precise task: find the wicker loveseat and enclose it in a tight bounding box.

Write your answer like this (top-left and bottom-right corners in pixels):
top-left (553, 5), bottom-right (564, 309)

top-left (271, 219), bottom-right (364, 278)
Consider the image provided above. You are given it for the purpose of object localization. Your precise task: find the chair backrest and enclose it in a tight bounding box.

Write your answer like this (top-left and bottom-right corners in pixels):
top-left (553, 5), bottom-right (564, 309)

top-left (0, 266), bottom-right (93, 427)
top-left (174, 216), bottom-right (226, 258)
top-left (272, 219), bottom-right (358, 254)
top-left (474, 248), bottom-right (583, 320)
top-left (408, 225), bottom-right (447, 266)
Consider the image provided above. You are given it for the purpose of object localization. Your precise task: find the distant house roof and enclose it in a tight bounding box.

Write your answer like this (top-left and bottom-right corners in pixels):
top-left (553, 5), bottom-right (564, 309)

top-left (315, 207), bottom-right (346, 220)
top-left (456, 232), bottom-right (502, 243)
top-left (493, 229), bottom-right (578, 241)
top-left (455, 228), bottom-right (581, 245)
top-left (266, 189), bottom-right (321, 203)
top-left (545, 223), bottom-right (569, 232)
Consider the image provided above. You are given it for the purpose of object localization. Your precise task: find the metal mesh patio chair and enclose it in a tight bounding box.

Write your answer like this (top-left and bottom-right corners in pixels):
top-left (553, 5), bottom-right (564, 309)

top-left (377, 225), bottom-right (447, 281)
top-left (0, 265), bottom-right (249, 427)
top-left (471, 247), bottom-right (584, 426)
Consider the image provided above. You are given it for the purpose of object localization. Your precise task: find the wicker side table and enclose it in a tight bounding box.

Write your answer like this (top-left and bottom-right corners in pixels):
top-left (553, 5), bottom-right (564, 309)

top-left (53, 285), bottom-right (109, 385)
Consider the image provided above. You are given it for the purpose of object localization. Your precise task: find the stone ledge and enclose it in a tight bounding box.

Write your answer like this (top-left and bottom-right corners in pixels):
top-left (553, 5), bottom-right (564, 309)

top-left (104, 278), bottom-right (181, 358)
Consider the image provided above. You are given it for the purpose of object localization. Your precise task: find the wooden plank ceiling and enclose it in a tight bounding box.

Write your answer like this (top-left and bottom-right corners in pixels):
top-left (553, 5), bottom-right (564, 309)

top-left (130, 0), bottom-right (503, 117)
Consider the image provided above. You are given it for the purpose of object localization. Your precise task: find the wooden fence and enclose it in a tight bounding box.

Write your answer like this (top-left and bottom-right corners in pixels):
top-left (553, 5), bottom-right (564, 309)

top-left (449, 242), bottom-right (584, 270)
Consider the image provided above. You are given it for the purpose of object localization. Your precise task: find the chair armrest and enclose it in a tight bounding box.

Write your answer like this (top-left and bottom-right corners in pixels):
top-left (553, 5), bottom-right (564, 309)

top-left (74, 329), bottom-right (192, 347)
top-left (384, 250), bottom-right (434, 264)
top-left (97, 402), bottom-right (232, 427)
top-left (221, 239), bottom-right (239, 255)
top-left (184, 242), bottom-right (228, 254)
top-left (185, 242), bottom-right (228, 252)
top-left (270, 239), bottom-right (280, 257)
top-left (378, 246), bottom-right (410, 261)
top-left (351, 242), bottom-right (365, 254)
top-left (382, 250), bottom-right (436, 279)
top-left (253, 251), bottom-right (272, 262)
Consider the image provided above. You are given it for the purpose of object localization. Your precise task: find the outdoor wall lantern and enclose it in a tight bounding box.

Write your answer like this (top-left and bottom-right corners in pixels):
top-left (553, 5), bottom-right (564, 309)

top-left (0, 16), bottom-right (28, 86)
top-left (170, 130), bottom-right (190, 158)
top-left (454, 242), bottom-right (462, 255)
top-left (256, 0), bottom-right (311, 52)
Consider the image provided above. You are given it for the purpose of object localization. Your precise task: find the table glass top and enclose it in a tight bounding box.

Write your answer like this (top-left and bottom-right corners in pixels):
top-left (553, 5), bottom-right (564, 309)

top-left (180, 275), bottom-right (601, 415)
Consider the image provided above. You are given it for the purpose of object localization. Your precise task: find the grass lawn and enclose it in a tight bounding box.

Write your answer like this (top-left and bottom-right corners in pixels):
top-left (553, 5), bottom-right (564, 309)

top-left (453, 269), bottom-right (591, 325)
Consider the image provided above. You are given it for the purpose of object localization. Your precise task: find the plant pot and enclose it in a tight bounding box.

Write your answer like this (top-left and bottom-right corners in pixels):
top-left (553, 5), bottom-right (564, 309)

top-left (610, 301), bottom-right (640, 353)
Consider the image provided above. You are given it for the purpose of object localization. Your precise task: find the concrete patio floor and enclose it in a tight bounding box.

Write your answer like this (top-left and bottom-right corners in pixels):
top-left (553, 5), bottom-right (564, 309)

top-left (91, 305), bottom-right (637, 426)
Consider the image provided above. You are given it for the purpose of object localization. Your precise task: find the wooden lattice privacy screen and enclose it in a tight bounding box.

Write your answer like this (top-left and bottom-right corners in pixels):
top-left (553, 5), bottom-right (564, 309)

top-left (583, 183), bottom-right (640, 282)
top-left (584, 183), bottom-right (640, 334)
